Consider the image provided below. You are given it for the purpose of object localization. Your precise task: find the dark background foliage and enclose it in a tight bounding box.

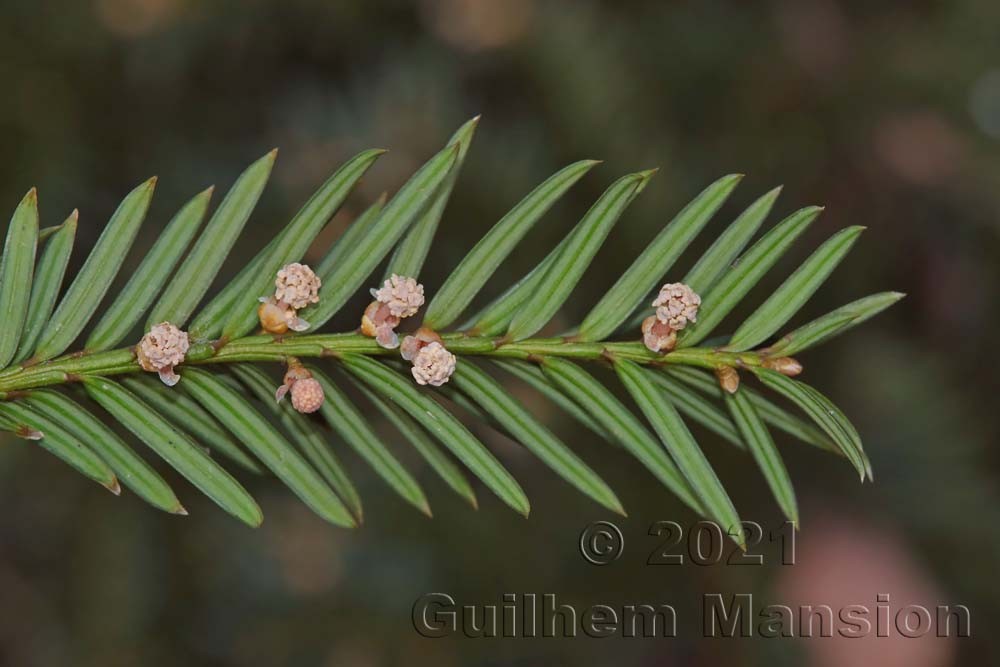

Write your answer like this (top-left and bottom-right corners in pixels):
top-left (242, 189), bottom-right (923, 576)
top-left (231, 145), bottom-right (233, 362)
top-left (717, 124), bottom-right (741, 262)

top-left (0, 0), bottom-right (997, 664)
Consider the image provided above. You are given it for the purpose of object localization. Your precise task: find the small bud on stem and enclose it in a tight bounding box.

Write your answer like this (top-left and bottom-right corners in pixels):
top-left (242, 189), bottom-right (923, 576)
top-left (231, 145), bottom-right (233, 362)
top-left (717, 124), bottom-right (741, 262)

top-left (361, 275), bottom-right (425, 349)
top-left (641, 282), bottom-right (700, 353)
top-left (715, 366), bottom-right (740, 394)
top-left (410, 341), bottom-right (457, 387)
top-left (653, 282), bottom-right (701, 330)
top-left (259, 263), bottom-right (320, 334)
top-left (275, 359), bottom-right (325, 413)
top-left (763, 356), bottom-right (803, 376)
top-left (14, 425), bottom-right (43, 440)
top-left (641, 316), bottom-right (677, 353)
top-left (137, 322), bottom-right (189, 386)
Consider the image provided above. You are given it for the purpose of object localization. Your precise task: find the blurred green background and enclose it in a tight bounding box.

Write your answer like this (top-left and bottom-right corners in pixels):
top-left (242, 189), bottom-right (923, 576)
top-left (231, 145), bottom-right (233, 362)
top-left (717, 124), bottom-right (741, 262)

top-left (1, 0), bottom-right (998, 664)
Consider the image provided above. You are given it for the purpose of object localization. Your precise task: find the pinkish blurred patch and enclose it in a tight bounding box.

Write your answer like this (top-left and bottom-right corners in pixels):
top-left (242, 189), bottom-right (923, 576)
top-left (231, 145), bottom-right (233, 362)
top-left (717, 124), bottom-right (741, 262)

top-left (777, 514), bottom-right (960, 667)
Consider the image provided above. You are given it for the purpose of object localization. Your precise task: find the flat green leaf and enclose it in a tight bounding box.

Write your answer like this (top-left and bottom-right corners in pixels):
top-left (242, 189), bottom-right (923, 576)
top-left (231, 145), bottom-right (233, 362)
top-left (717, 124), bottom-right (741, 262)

top-left (181, 367), bottom-right (355, 527)
top-left (577, 174), bottom-right (741, 341)
top-left (26, 390), bottom-right (183, 514)
top-left (314, 194), bottom-right (387, 280)
top-left (338, 354), bottom-right (530, 516)
top-left (229, 365), bottom-right (363, 522)
top-left (83, 376), bottom-right (262, 526)
top-left (752, 367), bottom-right (870, 480)
top-left (365, 355), bottom-right (503, 437)
top-left (540, 357), bottom-right (703, 513)
top-left (677, 206), bottom-right (821, 348)
top-left (352, 378), bottom-right (477, 509)
top-left (726, 226), bottom-right (865, 351)
top-left (0, 189), bottom-right (39, 367)
top-left (385, 117), bottom-right (478, 279)
top-left (462, 233), bottom-right (571, 335)
top-left (14, 211), bottom-right (76, 363)
top-left (34, 178), bottom-right (156, 361)
top-left (37, 224), bottom-right (63, 242)
top-left (434, 380), bottom-right (494, 423)
top-left (618, 184), bottom-right (778, 335)
top-left (0, 411), bottom-right (15, 432)
top-left (149, 150), bottom-right (276, 329)
top-left (301, 143), bottom-right (460, 330)
top-left (764, 291), bottom-right (905, 357)
top-left (221, 148), bottom-right (385, 339)
top-left (462, 174), bottom-right (652, 337)
top-left (664, 365), bottom-right (837, 453)
top-left (0, 399), bottom-right (118, 492)
top-left (190, 189), bottom-right (386, 343)
top-left (276, 409), bottom-right (364, 523)
top-left (121, 375), bottom-right (265, 474)
top-left (647, 372), bottom-right (742, 448)
top-left (452, 360), bottom-right (624, 515)
top-left (684, 186), bottom-right (782, 294)
top-left (424, 160), bottom-right (600, 329)
top-left (308, 367), bottom-right (430, 516)
top-left (507, 170), bottom-right (652, 340)
top-left (491, 359), bottom-right (610, 440)
top-left (750, 391), bottom-right (837, 453)
top-left (87, 187), bottom-right (213, 351)
top-left (724, 389), bottom-right (798, 523)
top-left (615, 359), bottom-right (744, 546)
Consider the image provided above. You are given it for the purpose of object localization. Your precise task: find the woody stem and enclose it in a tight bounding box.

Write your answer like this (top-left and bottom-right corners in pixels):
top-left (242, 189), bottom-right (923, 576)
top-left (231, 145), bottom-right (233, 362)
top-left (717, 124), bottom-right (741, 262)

top-left (0, 332), bottom-right (762, 395)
